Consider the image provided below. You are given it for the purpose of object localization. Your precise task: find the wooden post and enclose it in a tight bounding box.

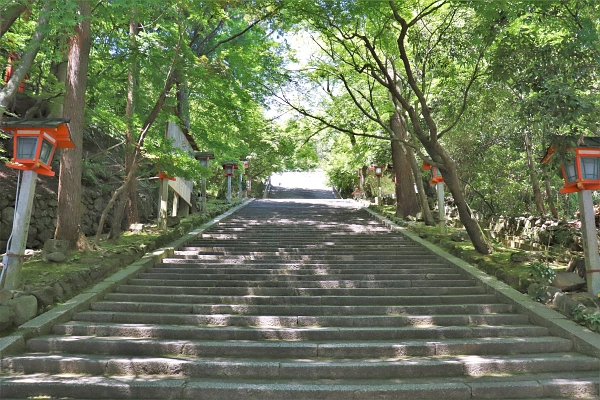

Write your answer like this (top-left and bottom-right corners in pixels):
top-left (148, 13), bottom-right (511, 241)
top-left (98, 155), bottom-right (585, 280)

top-left (158, 177), bottom-right (168, 230)
top-left (437, 182), bottom-right (447, 234)
top-left (172, 194), bottom-right (179, 217)
top-left (376, 176), bottom-right (381, 205)
top-left (201, 177), bottom-right (207, 212)
top-left (238, 173), bottom-right (242, 198)
top-left (578, 190), bottom-right (600, 295)
top-left (3, 170), bottom-right (37, 290)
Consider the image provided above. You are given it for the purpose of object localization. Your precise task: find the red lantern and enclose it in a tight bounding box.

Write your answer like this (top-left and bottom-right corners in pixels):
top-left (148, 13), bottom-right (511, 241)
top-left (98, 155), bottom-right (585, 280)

top-left (372, 165), bottom-right (383, 178)
top-left (542, 138), bottom-right (600, 194)
top-left (222, 162), bottom-right (238, 177)
top-left (422, 161), bottom-right (445, 185)
top-left (2, 118), bottom-right (74, 177)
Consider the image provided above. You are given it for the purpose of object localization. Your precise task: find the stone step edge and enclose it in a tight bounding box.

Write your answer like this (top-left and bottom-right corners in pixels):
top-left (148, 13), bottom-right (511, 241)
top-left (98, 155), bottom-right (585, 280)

top-left (362, 206), bottom-right (600, 359)
top-left (4, 352), bottom-right (597, 378)
top-left (0, 372), bottom-right (598, 400)
top-left (0, 199), bottom-right (255, 356)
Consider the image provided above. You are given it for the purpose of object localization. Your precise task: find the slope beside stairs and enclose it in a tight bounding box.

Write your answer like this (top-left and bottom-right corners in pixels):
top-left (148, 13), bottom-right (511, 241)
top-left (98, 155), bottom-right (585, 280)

top-left (1, 199), bottom-right (599, 399)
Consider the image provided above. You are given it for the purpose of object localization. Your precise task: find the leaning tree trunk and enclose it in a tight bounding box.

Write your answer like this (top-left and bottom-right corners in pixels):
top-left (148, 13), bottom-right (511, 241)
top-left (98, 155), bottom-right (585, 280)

top-left (524, 131), bottom-right (546, 215)
top-left (110, 13), bottom-right (140, 238)
top-left (406, 145), bottom-right (435, 225)
top-left (125, 14), bottom-right (140, 226)
top-left (0, 1), bottom-right (50, 110)
top-left (390, 111), bottom-right (419, 218)
top-left (54, 0), bottom-right (91, 248)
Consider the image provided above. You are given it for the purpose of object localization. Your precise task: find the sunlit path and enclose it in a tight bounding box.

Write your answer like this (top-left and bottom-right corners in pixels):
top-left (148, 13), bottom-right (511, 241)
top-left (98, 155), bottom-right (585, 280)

top-left (1, 199), bottom-right (599, 398)
top-left (268, 170), bottom-right (337, 199)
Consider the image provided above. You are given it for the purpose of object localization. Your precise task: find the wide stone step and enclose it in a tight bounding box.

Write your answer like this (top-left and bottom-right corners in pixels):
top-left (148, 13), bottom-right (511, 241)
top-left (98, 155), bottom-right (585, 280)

top-left (30, 323), bottom-right (550, 342)
top-left (163, 257), bottom-right (439, 269)
top-left (4, 353), bottom-right (596, 379)
top-left (26, 335), bottom-right (570, 358)
top-left (90, 301), bottom-right (515, 316)
top-left (114, 285), bottom-right (486, 297)
top-left (127, 278), bottom-right (478, 288)
top-left (135, 273), bottom-right (466, 282)
top-left (101, 292), bottom-right (498, 306)
top-left (173, 250), bottom-right (435, 257)
top-left (170, 254), bottom-right (440, 261)
top-left (70, 311), bottom-right (530, 327)
top-left (150, 262), bottom-right (458, 274)
top-left (1, 373), bottom-right (598, 399)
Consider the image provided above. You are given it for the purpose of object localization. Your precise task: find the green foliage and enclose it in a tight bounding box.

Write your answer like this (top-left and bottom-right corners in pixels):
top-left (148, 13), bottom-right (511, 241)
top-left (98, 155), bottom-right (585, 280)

top-left (572, 305), bottom-right (600, 333)
top-left (528, 261), bottom-right (556, 284)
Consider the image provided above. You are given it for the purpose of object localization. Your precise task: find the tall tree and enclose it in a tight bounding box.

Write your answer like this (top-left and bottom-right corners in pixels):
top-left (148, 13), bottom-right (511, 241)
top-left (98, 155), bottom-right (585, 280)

top-left (54, 0), bottom-right (91, 247)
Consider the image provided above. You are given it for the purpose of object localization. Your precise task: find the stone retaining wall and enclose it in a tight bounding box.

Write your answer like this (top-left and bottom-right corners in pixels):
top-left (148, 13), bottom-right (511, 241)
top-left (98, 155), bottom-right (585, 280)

top-left (0, 185), bottom-right (158, 250)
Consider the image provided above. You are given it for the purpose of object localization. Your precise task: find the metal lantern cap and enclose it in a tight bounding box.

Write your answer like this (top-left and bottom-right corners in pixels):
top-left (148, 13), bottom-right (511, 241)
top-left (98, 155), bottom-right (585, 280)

top-left (542, 136), bottom-right (600, 194)
top-left (422, 161), bottom-right (444, 185)
top-left (222, 161), bottom-right (238, 177)
top-left (195, 151), bottom-right (215, 167)
top-left (1, 118), bottom-right (74, 177)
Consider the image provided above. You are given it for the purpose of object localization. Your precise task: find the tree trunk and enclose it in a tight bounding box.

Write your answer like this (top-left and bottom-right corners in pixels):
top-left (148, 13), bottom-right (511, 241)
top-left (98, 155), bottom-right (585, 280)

top-left (0, 1), bottom-right (49, 110)
top-left (543, 176), bottom-right (559, 219)
top-left (54, 0), bottom-right (91, 247)
top-left (125, 15), bottom-right (139, 226)
top-left (407, 146), bottom-right (435, 225)
top-left (429, 142), bottom-right (492, 254)
top-left (1, 0), bottom-right (35, 39)
top-left (390, 111), bottom-right (419, 218)
top-left (524, 130), bottom-right (546, 215)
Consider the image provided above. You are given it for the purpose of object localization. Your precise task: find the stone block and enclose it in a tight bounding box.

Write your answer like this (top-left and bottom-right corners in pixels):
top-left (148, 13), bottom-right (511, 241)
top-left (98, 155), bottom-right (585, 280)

top-left (43, 239), bottom-right (71, 255)
top-left (45, 252), bottom-right (66, 262)
top-left (7, 295), bottom-right (37, 326)
top-left (551, 272), bottom-right (586, 292)
top-left (30, 286), bottom-right (55, 308)
top-left (0, 305), bottom-right (15, 331)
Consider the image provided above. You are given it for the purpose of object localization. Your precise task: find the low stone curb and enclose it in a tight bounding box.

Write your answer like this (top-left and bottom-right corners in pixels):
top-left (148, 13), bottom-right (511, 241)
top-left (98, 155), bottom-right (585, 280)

top-left (363, 207), bottom-right (600, 358)
top-left (0, 199), bottom-right (254, 357)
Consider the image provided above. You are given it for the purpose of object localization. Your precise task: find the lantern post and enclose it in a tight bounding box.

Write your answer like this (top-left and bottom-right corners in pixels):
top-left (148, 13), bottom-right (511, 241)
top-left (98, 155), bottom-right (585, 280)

top-left (543, 138), bottom-right (600, 296)
top-left (222, 162), bottom-right (238, 203)
top-left (423, 161), bottom-right (446, 234)
top-left (373, 165), bottom-right (383, 205)
top-left (195, 152), bottom-right (214, 212)
top-left (1, 118), bottom-right (74, 290)
top-left (241, 160), bottom-right (249, 198)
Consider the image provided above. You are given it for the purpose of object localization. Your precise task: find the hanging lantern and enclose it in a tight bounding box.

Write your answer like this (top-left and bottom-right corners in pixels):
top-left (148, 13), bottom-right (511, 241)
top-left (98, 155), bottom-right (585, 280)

top-left (372, 165), bottom-right (384, 178)
top-left (222, 162), bottom-right (238, 177)
top-left (422, 161), bottom-right (445, 185)
top-left (195, 151), bottom-right (215, 168)
top-left (542, 137), bottom-right (600, 193)
top-left (1, 118), bottom-right (74, 177)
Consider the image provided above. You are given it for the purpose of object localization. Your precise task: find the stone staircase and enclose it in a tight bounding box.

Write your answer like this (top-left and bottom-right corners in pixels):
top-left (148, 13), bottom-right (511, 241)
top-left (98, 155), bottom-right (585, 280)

top-left (1, 199), bottom-right (599, 399)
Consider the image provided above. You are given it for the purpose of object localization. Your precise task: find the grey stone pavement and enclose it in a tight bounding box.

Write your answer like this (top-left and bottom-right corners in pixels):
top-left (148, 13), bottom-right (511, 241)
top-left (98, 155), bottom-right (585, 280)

top-left (268, 170), bottom-right (337, 199)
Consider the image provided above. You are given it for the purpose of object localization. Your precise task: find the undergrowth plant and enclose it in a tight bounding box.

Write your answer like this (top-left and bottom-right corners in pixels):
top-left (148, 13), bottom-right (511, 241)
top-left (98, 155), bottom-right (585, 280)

top-left (528, 261), bottom-right (556, 284)
top-left (573, 305), bottom-right (600, 332)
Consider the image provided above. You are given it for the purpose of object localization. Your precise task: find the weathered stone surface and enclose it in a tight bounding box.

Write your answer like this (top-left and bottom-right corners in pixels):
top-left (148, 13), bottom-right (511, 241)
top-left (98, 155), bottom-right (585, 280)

top-left (45, 252), bottom-right (66, 262)
top-left (450, 231), bottom-right (467, 242)
top-left (43, 239), bottom-right (71, 255)
top-left (167, 216), bottom-right (181, 227)
top-left (7, 295), bottom-right (37, 326)
top-left (551, 272), bottom-right (586, 292)
top-left (554, 292), bottom-right (585, 317)
top-left (52, 282), bottom-right (64, 301)
top-left (30, 286), bottom-right (55, 308)
top-left (510, 252), bottom-right (530, 263)
top-left (567, 258), bottom-right (586, 279)
top-left (0, 305), bottom-right (14, 331)
top-left (0, 289), bottom-right (15, 303)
